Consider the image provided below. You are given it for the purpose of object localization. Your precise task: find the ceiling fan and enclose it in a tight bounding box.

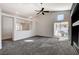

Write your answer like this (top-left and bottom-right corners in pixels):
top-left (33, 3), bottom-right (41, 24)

top-left (35, 3), bottom-right (50, 15)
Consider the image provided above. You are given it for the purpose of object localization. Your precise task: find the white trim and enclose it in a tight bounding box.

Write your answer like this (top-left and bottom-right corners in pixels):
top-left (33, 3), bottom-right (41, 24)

top-left (2, 13), bottom-right (15, 18)
top-left (2, 12), bottom-right (33, 21)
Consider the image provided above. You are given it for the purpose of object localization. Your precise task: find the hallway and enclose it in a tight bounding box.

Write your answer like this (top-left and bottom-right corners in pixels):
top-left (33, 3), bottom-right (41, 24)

top-left (0, 36), bottom-right (78, 55)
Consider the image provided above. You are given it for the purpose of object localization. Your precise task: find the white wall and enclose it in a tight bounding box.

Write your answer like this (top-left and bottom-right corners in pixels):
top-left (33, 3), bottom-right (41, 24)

top-left (0, 9), bottom-right (2, 49)
top-left (2, 15), bottom-right (13, 40)
top-left (35, 13), bottom-right (54, 37)
top-left (35, 11), bottom-right (71, 37)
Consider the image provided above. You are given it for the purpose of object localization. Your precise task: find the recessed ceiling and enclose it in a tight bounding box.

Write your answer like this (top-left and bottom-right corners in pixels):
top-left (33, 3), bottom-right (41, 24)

top-left (0, 3), bottom-right (73, 18)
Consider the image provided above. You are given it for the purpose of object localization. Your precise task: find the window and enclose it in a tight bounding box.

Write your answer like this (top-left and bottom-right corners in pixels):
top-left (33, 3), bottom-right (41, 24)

top-left (57, 14), bottom-right (64, 21)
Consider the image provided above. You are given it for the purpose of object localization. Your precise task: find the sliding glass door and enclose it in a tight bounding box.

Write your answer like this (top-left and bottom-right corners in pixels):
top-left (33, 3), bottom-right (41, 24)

top-left (54, 21), bottom-right (69, 41)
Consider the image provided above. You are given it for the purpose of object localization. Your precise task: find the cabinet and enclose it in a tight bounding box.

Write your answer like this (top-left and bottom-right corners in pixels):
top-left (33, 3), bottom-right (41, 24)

top-left (71, 3), bottom-right (79, 46)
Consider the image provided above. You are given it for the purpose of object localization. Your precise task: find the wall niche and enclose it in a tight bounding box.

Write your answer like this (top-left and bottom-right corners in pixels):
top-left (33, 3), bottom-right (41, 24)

top-left (16, 19), bottom-right (32, 31)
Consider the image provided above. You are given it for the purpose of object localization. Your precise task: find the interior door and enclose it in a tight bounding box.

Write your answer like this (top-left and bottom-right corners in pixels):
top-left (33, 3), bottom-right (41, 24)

top-left (2, 16), bottom-right (13, 40)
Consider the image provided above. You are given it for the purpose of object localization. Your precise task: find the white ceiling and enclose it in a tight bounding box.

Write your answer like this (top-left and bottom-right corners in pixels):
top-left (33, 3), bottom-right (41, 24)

top-left (0, 3), bottom-right (73, 18)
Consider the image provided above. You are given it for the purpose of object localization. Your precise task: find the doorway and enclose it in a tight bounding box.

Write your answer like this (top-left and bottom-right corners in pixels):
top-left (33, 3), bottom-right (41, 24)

top-left (54, 21), bottom-right (69, 41)
top-left (2, 15), bottom-right (13, 42)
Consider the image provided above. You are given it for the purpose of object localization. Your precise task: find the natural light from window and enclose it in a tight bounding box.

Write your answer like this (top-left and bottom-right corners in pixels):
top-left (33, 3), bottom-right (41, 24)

top-left (57, 14), bottom-right (64, 21)
top-left (24, 40), bottom-right (34, 42)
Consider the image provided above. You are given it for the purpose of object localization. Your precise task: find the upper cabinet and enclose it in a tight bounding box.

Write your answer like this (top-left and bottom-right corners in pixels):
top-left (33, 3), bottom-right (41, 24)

top-left (71, 3), bottom-right (79, 25)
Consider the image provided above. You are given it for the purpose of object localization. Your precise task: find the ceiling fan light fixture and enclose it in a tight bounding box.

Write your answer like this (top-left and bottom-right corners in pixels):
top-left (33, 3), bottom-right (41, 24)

top-left (35, 3), bottom-right (50, 15)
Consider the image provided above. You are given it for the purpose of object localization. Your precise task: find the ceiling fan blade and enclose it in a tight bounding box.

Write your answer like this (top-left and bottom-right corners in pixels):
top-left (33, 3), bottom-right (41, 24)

top-left (36, 8), bottom-right (44, 15)
top-left (42, 12), bottom-right (44, 15)
top-left (43, 11), bottom-right (49, 13)
top-left (41, 8), bottom-right (44, 11)
top-left (36, 10), bottom-right (42, 15)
